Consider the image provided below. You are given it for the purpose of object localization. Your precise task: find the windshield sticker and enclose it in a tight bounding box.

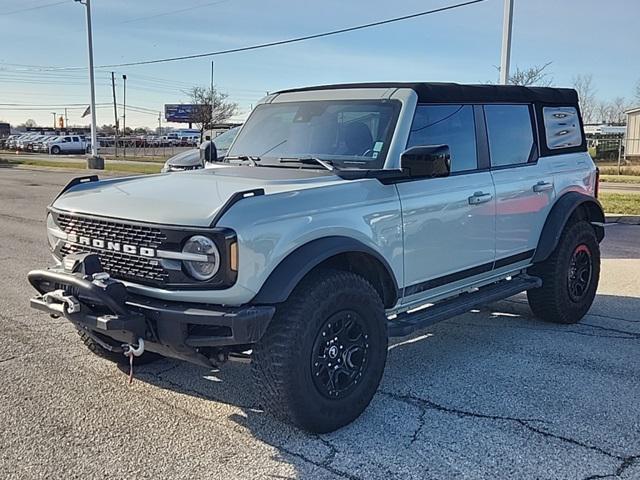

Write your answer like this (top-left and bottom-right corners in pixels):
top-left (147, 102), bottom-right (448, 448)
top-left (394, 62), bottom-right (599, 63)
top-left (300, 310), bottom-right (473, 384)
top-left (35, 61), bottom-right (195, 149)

top-left (373, 141), bottom-right (384, 152)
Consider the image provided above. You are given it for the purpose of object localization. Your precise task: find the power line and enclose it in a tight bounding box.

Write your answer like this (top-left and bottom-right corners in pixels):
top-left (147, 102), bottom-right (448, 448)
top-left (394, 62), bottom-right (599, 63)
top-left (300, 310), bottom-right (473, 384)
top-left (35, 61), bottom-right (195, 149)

top-left (0, 0), bottom-right (70, 16)
top-left (99, 0), bottom-right (487, 68)
top-left (2, 0), bottom-right (486, 71)
top-left (120, 0), bottom-right (231, 24)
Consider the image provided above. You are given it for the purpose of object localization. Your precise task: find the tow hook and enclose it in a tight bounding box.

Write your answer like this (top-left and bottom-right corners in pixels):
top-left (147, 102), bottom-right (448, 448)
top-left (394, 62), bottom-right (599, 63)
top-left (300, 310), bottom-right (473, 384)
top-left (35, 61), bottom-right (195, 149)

top-left (42, 289), bottom-right (80, 315)
top-left (122, 338), bottom-right (145, 385)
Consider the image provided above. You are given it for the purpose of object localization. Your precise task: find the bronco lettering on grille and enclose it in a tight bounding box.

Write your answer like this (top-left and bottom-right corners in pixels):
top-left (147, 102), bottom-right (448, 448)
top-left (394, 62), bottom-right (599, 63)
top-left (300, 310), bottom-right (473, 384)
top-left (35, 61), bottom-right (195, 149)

top-left (66, 233), bottom-right (156, 257)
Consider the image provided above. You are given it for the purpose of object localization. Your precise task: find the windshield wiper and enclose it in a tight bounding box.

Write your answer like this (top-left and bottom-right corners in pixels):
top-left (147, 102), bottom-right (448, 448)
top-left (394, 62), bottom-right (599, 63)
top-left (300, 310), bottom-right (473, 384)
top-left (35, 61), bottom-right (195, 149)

top-left (225, 155), bottom-right (261, 166)
top-left (278, 156), bottom-right (336, 172)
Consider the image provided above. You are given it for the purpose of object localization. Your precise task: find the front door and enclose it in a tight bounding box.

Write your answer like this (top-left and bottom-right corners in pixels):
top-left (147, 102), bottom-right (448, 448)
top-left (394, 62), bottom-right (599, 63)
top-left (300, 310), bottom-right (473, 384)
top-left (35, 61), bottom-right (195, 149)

top-left (397, 104), bottom-right (496, 303)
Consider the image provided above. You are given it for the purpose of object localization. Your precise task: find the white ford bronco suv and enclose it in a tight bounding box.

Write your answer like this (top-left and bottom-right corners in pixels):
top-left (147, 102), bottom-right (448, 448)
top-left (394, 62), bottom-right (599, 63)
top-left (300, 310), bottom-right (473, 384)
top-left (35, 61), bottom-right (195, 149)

top-left (29, 83), bottom-right (604, 432)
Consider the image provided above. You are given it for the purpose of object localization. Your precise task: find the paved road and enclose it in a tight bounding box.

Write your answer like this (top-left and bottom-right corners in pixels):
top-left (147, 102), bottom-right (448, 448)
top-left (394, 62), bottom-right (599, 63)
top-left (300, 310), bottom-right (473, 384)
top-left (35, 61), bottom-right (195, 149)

top-left (1, 167), bottom-right (639, 480)
top-left (600, 182), bottom-right (640, 194)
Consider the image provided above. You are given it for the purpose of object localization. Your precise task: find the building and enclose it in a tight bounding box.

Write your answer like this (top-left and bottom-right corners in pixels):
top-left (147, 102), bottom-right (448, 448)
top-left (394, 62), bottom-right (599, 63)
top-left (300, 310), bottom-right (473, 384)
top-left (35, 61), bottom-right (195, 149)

top-left (625, 107), bottom-right (640, 160)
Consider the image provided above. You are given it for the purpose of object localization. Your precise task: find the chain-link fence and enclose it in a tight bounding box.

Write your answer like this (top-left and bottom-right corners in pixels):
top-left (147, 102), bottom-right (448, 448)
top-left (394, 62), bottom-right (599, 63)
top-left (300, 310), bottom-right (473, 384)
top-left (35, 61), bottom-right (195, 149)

top-left (98, 138), bottom-right (196, 160)
top-left (587, 135), bottom-right (640, 174)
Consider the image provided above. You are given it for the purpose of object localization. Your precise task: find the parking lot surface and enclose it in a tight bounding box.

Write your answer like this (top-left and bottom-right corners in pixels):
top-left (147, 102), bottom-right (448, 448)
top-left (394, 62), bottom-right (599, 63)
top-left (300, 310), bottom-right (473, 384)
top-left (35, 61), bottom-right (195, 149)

top-left (1, 167), bottom-right (639, 479)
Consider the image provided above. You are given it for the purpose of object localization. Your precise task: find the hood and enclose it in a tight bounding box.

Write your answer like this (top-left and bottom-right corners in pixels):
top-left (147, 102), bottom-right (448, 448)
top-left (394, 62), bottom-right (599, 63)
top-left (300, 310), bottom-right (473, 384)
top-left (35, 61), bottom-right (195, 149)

top-left (53, 166), bottom-right (343, 227)
top-left (165, 148), bottom-right (201, 167)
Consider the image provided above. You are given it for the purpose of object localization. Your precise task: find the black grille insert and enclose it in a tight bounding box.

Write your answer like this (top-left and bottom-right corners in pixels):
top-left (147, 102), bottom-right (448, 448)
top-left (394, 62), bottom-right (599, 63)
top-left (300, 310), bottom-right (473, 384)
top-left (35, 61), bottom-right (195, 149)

top-left (56, 213), bottom-right (169, 283)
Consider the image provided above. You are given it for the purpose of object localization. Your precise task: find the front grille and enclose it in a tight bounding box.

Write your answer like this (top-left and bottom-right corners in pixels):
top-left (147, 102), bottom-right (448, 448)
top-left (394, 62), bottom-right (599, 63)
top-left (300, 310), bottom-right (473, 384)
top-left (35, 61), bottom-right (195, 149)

top-left (57, 213), bottom-right (166, 248)
top-left (56, 213), bottom-right (169, 283)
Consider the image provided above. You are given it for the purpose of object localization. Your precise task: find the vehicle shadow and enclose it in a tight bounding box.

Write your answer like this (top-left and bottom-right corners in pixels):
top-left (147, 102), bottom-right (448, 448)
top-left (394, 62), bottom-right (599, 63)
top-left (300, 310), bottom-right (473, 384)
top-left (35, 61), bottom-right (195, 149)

top-left (128, 292), bottom-right (640, 479)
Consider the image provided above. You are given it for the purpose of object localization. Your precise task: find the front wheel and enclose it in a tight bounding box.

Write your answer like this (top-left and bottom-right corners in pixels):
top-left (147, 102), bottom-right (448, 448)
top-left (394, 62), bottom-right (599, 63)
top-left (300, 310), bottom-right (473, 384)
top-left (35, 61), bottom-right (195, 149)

top-left (50, 145), bottom-right (60, 155)
top-left (527, 220), bottom-right (600, 324)
top-left (252, 269), bottom-right (388, 433)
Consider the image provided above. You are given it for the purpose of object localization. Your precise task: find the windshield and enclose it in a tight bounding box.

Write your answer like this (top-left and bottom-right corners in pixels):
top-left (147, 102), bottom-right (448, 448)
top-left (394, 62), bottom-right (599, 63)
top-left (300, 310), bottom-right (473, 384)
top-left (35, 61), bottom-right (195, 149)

top-left (227, 100), bottom-right (400, 169)
top-left (213, 126), bottom-right (240, 150)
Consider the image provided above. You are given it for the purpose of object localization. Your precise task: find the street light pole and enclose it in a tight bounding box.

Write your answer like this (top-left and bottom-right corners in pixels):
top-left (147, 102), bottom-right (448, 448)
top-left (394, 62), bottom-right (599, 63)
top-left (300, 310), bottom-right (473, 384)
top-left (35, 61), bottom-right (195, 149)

top-left (122, 74), bottom-right (127, 157)
top-left (75, 0), bottom-right (103, 168)
top-left (499, 0), bottom-right (514, 85)
top-left (51, 112), bottom-right (57, 129)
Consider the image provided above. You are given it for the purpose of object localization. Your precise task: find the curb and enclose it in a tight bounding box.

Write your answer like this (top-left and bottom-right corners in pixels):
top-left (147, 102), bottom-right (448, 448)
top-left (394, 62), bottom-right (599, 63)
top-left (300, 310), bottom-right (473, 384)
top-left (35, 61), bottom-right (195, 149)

top-left (605, 214), bottom-right (640, 225)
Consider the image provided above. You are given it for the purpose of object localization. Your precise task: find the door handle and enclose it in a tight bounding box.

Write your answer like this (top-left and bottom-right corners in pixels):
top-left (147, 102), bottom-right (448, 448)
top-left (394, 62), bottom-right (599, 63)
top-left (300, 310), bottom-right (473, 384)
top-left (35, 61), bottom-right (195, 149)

top-left (533, 181), bottom-right (554, 193)
top-left (468, 191), bottom-right (493, 205)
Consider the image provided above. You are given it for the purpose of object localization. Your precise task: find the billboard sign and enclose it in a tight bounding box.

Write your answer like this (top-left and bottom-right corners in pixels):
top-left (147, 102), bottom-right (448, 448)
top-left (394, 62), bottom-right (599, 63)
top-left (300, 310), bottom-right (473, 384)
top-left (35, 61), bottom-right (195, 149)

top-left (164, 104), bottom-right (203, 123)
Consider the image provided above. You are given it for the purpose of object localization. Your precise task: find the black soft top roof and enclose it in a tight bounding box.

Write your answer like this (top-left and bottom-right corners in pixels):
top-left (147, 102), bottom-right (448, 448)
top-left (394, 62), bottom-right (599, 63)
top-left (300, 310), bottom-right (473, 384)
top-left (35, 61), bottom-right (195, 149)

top-left (276, 82), bottom-right (578, 105)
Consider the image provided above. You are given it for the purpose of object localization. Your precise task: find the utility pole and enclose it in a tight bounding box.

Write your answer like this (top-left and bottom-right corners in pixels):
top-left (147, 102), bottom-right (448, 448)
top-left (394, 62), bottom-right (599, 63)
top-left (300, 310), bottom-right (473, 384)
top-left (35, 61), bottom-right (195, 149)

top-left (122, 74), bottom-right (127, 157)
top-left (208, 60), bottom-right (214, 152)
top-left (75, 0), bottom-right (102, 168)
top-left (51, 112), bottom-right (57, 129)
top-left (110, 71), bottom-right (119, 157)
top-left (499, 0), bottom-right (514, 85)
top-left (158, 111), bottom-right (162, 133)
top-left (64, 108), bottom-right (68, 129)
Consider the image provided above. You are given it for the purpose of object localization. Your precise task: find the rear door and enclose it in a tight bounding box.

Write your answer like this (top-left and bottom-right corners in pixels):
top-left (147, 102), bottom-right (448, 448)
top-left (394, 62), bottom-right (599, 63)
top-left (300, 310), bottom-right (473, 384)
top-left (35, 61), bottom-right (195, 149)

top-left (397, 104), bottom-right (496, 303)
top-left (485, 104), bottom-right (555, 266)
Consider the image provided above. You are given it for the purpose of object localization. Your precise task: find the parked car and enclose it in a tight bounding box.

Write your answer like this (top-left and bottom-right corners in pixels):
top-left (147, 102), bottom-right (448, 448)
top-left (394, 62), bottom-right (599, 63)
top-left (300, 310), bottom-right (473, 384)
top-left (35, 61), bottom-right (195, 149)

top-left (34, 136), bottom-right (60, 153)
top-left (28, 82), bottom-right (603, 433)
top-left (161, 126), bottom-right (241, 172)
top-left (48, 135), bottom-right (88, 154)
top-left (2, 134), bottom-right (21, 150)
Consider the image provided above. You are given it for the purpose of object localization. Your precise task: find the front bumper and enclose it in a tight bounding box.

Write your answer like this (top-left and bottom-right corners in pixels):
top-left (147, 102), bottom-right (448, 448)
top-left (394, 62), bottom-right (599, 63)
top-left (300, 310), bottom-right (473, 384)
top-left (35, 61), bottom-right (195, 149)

top-left (28, 266), bottom-right (274, 367)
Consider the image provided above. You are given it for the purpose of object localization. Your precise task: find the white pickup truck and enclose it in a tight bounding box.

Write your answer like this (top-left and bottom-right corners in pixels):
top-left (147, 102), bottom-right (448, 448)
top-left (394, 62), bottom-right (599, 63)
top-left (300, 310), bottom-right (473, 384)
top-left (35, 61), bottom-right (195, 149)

top-left (48, 135), bottom-right (89, 155)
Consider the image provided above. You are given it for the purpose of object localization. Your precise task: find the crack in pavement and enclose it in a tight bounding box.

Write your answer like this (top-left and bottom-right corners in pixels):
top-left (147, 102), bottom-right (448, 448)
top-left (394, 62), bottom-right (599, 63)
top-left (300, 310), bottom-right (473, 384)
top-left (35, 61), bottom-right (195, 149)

top-left (277, 444), bottom-right (362, 480)
top-left (453, 321), bottom-right (639, 340)
top-left (583, 455), bottom-right (639, 480)
top-left (500, 299), bottom-right (640, 324)
top-left (0, 356), bottom-right (17, 364)
top-left (580, 323), bottom-right (640, 339)
top-left (379, 390), bottom-right (640, 479)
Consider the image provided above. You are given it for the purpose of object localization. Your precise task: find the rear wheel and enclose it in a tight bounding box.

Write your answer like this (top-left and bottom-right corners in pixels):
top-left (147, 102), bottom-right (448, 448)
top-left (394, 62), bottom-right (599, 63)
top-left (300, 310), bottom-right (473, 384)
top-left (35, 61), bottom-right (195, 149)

top-left (527, 220), bottom-right (600, 324)
top-left (252, 269), bottom-right (388, 433)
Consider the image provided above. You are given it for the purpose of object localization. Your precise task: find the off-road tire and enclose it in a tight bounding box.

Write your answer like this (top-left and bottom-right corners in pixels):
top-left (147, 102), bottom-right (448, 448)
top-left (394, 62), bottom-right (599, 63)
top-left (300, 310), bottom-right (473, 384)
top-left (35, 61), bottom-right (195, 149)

top-left (252, 269), bottom-right (388, 433)
top-left (77, 329), bottom-right (159, 365)
top-left (527, 220), bottom-right (600, 324)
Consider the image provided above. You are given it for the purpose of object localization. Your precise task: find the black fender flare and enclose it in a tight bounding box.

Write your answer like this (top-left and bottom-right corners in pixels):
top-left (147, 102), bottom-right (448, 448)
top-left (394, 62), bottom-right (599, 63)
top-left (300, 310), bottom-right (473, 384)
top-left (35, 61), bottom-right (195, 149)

top-left (533, 191), bottom-right (605, 263)
top-left (251, 236), bottom-right (399, 306)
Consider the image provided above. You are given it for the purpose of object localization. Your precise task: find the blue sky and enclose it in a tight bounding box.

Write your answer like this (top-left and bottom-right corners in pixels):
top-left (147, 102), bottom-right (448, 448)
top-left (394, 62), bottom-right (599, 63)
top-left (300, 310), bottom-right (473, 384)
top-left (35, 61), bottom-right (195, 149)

top-left (1, 0), bottom-right (639, 128)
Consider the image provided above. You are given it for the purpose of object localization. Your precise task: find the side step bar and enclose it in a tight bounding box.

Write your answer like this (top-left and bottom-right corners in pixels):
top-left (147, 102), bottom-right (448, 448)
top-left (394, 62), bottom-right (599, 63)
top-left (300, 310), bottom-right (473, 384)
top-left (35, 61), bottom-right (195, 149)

top-left (388, 275), bottom-right (541, 338)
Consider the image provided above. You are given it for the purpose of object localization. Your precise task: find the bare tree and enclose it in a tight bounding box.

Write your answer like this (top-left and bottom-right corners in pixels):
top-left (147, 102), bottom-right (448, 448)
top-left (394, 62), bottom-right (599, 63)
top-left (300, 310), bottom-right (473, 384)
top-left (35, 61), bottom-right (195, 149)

top-left (573, 74), bottom-right (597, 123)
top-left (492, 62), bottom-right (553, 86)
top-left (634, 79), bottom-right (640, 106)
top-left (596, 101), bottom-right (613, 124)
top-left (509, 62), bottom-right (553, 86)
top-left (610, 97), bottom-right (628, 124)
top-left (188, 86), bottom-right (238, 140)
top-left (18, 119), bottom-right (37, 128)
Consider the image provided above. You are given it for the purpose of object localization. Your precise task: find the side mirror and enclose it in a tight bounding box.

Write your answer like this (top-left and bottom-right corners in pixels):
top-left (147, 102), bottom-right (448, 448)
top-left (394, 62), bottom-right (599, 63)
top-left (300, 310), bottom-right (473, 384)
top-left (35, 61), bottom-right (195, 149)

top-left (400, 145), bottom-right (451, 179)
top-left (201, 141), bottom-right (218, 164)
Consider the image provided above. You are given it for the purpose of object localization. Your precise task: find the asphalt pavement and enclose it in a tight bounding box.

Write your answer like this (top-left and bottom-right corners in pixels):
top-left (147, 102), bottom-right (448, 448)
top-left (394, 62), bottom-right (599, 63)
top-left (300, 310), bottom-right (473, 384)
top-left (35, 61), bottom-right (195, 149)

top-left (600, 182), bottom-right (640, 194)
top-left (1, 166), bottom-right (639, 480)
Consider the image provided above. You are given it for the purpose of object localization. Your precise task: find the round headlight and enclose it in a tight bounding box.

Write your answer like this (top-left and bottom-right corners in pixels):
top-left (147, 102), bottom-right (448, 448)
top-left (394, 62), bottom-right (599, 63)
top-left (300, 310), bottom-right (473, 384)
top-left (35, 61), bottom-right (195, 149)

top-left (182, 235), bottom-right (220, 281)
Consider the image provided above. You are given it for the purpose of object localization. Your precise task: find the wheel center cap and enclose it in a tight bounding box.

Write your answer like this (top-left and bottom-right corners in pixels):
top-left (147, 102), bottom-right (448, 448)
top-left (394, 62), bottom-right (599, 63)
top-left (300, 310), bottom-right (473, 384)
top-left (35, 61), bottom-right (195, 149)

top-left (328, 345), bottom-right (338, 359)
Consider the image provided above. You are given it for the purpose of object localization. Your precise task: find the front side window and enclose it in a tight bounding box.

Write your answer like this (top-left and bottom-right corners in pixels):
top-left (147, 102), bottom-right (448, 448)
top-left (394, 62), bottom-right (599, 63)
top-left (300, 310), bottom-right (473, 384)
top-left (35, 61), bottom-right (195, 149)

top-left (227, 100), bottom-right (400, 169)
top-left (407, 104), bottom-right (477, 173)
top-left (484, 104), bottom-right (535, 167)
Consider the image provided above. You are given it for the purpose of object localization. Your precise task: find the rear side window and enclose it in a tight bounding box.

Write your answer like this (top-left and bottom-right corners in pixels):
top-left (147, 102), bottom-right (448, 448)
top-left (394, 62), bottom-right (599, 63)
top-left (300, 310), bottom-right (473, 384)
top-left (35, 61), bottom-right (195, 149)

top-left (543, 106), bottom-right (582, 149)
top-left (407, 105), bottom-right (477, 173)
top-left (484, 105), bottom-right (534, 167)
top-left (72, 136), bottom-right (80, 142)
